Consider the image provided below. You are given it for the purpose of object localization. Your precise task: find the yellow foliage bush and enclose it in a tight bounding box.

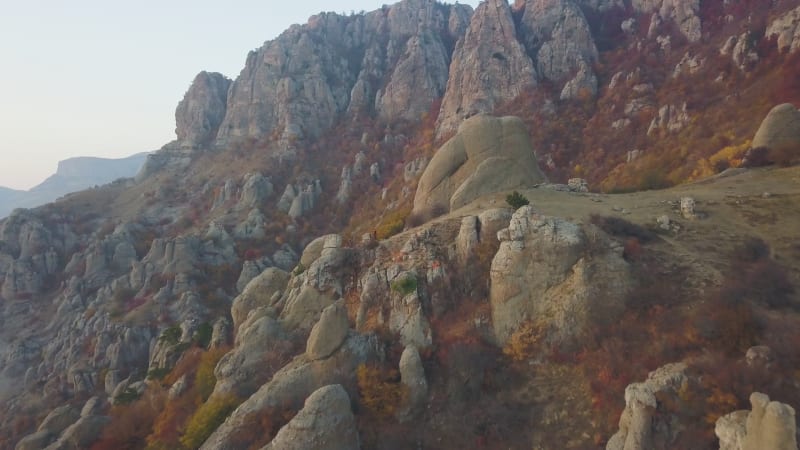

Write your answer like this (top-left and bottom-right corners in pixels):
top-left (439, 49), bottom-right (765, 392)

top-left (179, 394), bottom-right (241, 449)
top-left (357, 364), bottom-right (407, 418)
top-left (503, 321), bottom-right (546, 362)
top-left (375, 207), bottom-right (410, 240)
top-left (195, 347), bottom-right (228, 402)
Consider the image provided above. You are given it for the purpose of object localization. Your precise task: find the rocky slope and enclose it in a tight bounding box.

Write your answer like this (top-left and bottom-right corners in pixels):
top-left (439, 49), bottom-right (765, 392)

top-left (2, 0), bottom-right (800, 449)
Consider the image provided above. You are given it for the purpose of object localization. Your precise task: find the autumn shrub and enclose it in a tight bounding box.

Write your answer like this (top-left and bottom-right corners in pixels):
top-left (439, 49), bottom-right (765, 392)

top-left (502, 320), bottom-right (545, 362)
top-left (195, 347), bottom-right (229, 402)
top-left (356, 363), bottom-right (407, 418)
top-left (179, 394), bottom-right (241, 450)
top-left (375, 207), bottom-right (410, 240)
top-left (91, 389), bottom-right (166, 450)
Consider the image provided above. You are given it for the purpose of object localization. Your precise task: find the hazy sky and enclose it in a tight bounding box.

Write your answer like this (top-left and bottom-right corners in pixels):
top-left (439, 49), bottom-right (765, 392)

top-left (0, 0), bottom-right (480, 190)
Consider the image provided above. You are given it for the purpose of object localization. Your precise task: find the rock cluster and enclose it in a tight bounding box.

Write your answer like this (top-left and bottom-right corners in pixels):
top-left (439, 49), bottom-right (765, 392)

top-left (490, 206), bottom-right (630, 345)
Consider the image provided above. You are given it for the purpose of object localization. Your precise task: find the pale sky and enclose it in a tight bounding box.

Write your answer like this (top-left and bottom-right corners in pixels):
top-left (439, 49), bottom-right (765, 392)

top-left (0, 0), bottom-right (479, 190)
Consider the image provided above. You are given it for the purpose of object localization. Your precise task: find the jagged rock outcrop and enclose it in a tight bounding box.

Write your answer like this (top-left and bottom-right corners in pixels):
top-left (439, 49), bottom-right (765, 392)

top-left (262, 384), bottom-right (360, 450)
top-left (216, 0), bottom-right (472, 149)
top-left (490, 206), bottom-right (630, 344)
top-left (752, 104), bottom-right (800, 159)
top-left (715, 392), bottom-right (798, 450)
top-left (436, 0), bottom-right (537, 137)
top-left (606, 363), bottom-right (689, 450)
top-left (631, 0), bottom-right (701, 42)
top-left (413, 114), bottom-right (545, 219)
top-left (721, 32), bottom-right (759, 71)
top-left (647, 103), bottom-right (690, 136)
top-left (237, 173), bottom-right (272, 210)
top-left (560, 62), bottom-right (598, 100)
top-left (201, 333), bottom-right (379, 450)
top-left (233, 209), bottom-right (268, 240)
top-left (767, 6), bottom-right (800, 54)
top-left (519, 0), bottom-right (598, 88)
top-left (175, 71), bottom-right (231, 148)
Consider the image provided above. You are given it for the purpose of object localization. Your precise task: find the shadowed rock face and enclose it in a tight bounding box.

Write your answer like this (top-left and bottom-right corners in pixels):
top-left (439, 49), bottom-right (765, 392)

top-left (175, 71), bottom-right (232, 148)
top-left (412, 115), bottom-right (545, 218)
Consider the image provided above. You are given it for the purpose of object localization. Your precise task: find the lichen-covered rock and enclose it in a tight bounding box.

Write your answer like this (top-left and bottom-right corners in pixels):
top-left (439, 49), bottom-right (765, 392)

top-left (413, 115), bottom-right (545, 218)
top-left (262, 384), bottom-right (360, 450)
top-left (752, 104), bottom-right (800, 160)
top-left (490, 206), bottom-right (630, 344)
top-left (436, 0), bottom-right (537, 137)
top-left (175, 71), bottom-right (231, 148)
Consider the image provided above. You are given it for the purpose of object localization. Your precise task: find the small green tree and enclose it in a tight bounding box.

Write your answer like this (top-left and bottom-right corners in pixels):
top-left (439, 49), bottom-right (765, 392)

top-left (506, 191), bottom-right (530, 210)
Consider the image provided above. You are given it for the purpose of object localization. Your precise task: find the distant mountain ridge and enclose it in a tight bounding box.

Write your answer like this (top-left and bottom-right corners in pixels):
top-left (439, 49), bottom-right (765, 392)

top-left (0, 152), bottom-right (148, 218)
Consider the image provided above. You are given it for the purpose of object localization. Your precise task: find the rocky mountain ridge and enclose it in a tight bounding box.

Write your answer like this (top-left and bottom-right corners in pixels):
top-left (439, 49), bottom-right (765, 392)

top-left (1, 0), bottom-right (800, 449)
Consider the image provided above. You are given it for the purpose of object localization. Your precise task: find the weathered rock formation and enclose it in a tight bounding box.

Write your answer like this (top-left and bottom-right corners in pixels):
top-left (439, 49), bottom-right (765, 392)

top-left (715, 392), bottom-right (798, 450)
top-left (606, 363), bottom-right (689, 450)
top-left (490, 206), bottom-right (630, 344)
top-left (412, 115), bottom-right (545, 218)
top-left (262, 384), bottom-right (360, 450)
top-left (435, 0), bottom-right (537, 137)
top-left (175, 71), bottom-right (231, 148)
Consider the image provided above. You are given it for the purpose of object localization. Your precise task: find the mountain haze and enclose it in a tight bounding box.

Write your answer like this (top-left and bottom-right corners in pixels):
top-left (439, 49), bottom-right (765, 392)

top-left (0, 153), bottom-right (148, 218)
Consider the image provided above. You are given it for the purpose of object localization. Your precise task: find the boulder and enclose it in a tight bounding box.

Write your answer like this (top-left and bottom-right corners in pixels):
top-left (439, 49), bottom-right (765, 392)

top-left (237, 173), bottom-right (273, 210)
top-left (397, 345), bottom-right (428, 421)
top-left (16, 431), bottom-right (55, 450)
top-left (263, 385), bottom-right (359, 450)
top-left (752, 104), bottom-right (800, 161)
top-left (306, 301), bottom-right (350, 360)
top-left (214, 315), bottom-right (286, 397)
top-left (491, 206), bottom-right (630, 345)
top-left (37, 405), bottom-right (80, 436)
top-left (231, 268), bottom-right (290, 331)
top-left (413, 115), bottom-right (545, 218)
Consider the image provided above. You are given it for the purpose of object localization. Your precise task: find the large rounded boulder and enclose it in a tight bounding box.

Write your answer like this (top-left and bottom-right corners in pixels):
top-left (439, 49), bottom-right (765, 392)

top-left (752, 103), bottom-right (800, 163)
top-left (412, 115), bottom-right (545, 219)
